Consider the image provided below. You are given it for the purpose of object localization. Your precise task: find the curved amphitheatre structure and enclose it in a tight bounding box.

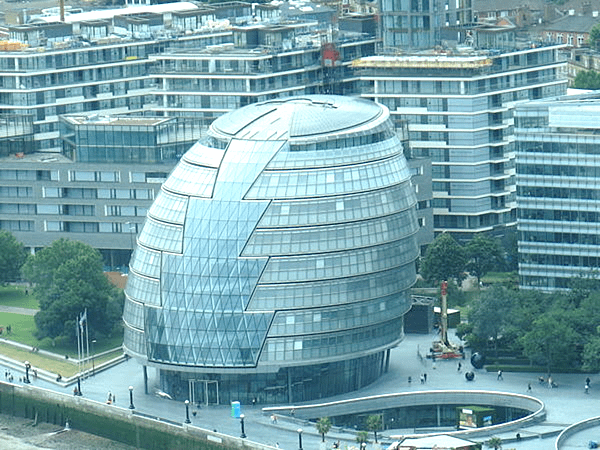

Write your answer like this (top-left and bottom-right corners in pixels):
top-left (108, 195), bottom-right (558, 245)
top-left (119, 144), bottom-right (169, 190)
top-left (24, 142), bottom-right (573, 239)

top-left (264, 390), bottom-right (545, 441)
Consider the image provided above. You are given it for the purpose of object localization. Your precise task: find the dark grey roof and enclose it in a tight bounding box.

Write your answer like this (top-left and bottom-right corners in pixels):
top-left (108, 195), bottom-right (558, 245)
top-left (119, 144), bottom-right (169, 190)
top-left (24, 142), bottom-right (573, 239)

top-left (474, 0), bottom-right (545, 13)
top-left (544, 14), bottom-right (600, 32)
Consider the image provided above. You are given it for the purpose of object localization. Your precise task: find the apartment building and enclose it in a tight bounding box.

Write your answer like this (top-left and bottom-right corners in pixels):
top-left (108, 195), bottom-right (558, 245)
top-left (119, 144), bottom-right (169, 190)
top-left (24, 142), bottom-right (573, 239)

top-left (353, 44), bottom-right (568, 239)
top-left (1, 3), bottom-right (432, 268)
top-left (378, 0), bottom-right (474, 51)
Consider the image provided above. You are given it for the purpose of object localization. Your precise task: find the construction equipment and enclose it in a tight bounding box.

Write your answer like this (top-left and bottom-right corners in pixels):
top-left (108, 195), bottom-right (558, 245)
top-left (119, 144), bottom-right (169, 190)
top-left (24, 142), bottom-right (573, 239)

top-left (429, 280), bottom-right (464, 359)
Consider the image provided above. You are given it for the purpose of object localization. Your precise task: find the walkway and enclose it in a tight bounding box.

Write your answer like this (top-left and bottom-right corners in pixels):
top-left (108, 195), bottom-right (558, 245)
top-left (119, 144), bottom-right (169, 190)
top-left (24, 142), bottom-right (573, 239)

top-left (2, 331), bottom-right (598, 450)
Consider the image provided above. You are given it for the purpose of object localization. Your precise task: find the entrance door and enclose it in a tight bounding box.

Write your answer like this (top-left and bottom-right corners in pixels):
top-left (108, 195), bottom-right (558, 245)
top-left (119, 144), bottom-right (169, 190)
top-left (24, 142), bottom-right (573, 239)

top-left (189, 380), bottom-right (219, 406)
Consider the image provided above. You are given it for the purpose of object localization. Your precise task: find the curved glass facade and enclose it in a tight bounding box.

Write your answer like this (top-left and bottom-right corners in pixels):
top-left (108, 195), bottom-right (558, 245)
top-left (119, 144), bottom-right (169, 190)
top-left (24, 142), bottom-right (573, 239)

top-left (123, 95), bottom-right (419, 404)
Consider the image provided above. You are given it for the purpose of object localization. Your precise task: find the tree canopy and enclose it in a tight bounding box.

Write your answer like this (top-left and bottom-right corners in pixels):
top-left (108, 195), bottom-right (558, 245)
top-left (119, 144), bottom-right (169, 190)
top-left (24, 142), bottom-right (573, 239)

top-left (420, 233), bottom-right (467, 285)
top-left (572, 69), bottom-right (600, 90)
top-left (463, 283), bottom-right (600, 373)
top-left (465, 235), bottom-right (504, 283)
top-left (315, 417), bottom-right (332, 442)
top-left (366, 414), bottom-right (382, 443)
top-left (589, 23), bottom-right (600, 51)
top-left (0, 230), bottom-right (28, 285)
top-left (22, 239), bottom-right (124, 341)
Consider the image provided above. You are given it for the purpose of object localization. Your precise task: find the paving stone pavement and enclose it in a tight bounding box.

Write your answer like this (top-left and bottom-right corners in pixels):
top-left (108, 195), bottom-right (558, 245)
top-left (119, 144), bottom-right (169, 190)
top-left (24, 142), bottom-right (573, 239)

top-left (2, 330), bottom-right (598, 450)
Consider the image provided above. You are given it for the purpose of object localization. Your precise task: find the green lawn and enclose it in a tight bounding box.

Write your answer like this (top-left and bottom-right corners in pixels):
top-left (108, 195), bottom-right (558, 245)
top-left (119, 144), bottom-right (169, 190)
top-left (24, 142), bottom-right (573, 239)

top-left (0, 312), bottom-right (37, 345)
top-left (0, 285), bottom-right (39, 310)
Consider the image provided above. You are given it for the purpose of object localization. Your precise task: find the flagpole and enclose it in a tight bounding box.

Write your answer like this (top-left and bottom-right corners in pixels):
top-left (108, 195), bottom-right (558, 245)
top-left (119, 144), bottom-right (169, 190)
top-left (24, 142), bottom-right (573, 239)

top-left (85, 308), bottom-right (89, 379)
top-left (76, 315), bottom-right (81, 377)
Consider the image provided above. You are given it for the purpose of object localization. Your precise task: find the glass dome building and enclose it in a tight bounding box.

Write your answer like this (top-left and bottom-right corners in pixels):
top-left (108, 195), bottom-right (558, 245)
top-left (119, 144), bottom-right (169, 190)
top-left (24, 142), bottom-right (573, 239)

top-left (123, 95), bottom-right (419, 405)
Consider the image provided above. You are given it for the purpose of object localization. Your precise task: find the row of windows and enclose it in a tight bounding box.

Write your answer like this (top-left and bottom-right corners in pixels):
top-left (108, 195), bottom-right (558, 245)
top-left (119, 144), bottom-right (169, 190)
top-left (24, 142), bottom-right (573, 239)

top-left (137, 217), bottom-right (183, 253)
top-left (0, 170), bottom-right (57, 181)
top-left (162, 162), bottom-right (216, 197)
top-left (0, 203), bottom-right (36, 215)
top-left (517, 163), bottom-right (600, 178)
top-left (45, 221), bottom-right (99, 233)
top-left (125, 270), bottom-right (160, 306)
top-left (245, 210), bottom-right (418, 257)
top-left (519, 208), bottom-right (600, 223)
top-left (0, 220), bottom-right (33, 231)
top-left (521, 253), bottom-right (600, 267)
top-left (270, 137), bottom-right (402, 170)
top-left (289, 129), bottom-right (394, 152)
top-left (518, 186), bottom-right (600, 200)
top-left (2, 169), bottom-right (169, 186)
top-left (521, 231), bottom-right (600, 245)
top-left (251, 265), bottom-right (415, 310)
top-left (129, 245), bottom-right (161, 279)
top-left (517, 140), bottom-right (600, 156)
top-left (269, 293), bottom-right (408, 336)
top-left (43, 187), bottom-right (155, 200)
top-left (259, 183), bottom-right (414, 228)
top-left (262, 318), bottom-right (400, 363)
top-left (520, 275), bottom-right (571, 290)
top-left (247, 157), bottom-right (411, 200)
top-left (148, 191), bottom-right (188, 225)
top-left (69, 171), bottom-right (120, 182)
top-left (261, 237), bottom-right (418, 283)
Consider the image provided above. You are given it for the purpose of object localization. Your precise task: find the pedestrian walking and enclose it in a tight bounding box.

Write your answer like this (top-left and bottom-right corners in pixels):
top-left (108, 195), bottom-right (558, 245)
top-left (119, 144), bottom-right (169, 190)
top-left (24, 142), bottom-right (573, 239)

top-left (585, 383), bottom-right (590, 394)
top-left (457, 362), bottom-right (462, 372)
top-left (423, 373), bottom-right (427, 382)
top-left (527, 383), bottom-right (532, 392)
top-left (420, 374), bottom-right (425, 384)
top-left (586, 377), bottom-right (591, 387)
top-left (497, 370), bottom-right (503, 380)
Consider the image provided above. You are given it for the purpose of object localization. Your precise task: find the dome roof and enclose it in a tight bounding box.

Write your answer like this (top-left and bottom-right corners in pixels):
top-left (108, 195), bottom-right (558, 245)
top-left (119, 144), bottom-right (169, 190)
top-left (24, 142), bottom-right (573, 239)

top-left (211, 95), bottom-right (383, 140)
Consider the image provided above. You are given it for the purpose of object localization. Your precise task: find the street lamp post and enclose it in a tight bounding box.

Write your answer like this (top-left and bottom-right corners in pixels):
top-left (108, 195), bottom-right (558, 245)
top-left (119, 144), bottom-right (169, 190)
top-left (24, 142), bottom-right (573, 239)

top-left (297, 428), bottom-right (303, 450)
top-left (91, 339), bottom-right (96, 376)
top-left (184, 400), bottom-right (191, 424)
top-left (240, 413), bottom-right (246, 438)
top-left (128, 386), bottom-right (135, 409)
top-left (77, 376), bottom-right (82, 396)
top-left (24, 361), bottom-right (31, 384)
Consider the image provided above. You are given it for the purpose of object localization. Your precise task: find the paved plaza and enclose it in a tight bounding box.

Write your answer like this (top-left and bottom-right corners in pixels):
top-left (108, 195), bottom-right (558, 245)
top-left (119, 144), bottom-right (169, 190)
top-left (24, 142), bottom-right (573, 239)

top-left (2, 331), bottom-right (599, 450)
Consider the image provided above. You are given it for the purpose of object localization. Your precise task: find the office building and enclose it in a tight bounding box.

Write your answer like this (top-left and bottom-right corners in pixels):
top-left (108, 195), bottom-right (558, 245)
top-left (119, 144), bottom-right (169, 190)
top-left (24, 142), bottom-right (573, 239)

top-left (516, 92), bottom-right (600, 291)
top-left (123, 95), bottom-right (420, 404)
top-left (0, 115), bottom-right (200, 267)
top-left (353, 44), bottom-right (568, 239)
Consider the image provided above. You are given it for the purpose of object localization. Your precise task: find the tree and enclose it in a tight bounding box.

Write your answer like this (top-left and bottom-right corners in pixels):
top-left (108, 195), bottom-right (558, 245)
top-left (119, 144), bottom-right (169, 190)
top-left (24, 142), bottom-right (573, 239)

top-left (420, 233), bottom-right (467, 285)
top-left (589, 23), bottom-right (600, 51)
top-left (486, 436), bottom-right (502, 449)
top-left (465, 235), bottom-right (504, 284)
top-left (22, 239), bottom-right (124, 341)
top-left (520, 310), bottom-right (580, 374)
top-left (0, 230), bottom-right (28, 285)
top-left (356, 431), bottom-right (368, 445)
top-left (582, 334), bottom-right (600, 372)
top-left (365, 414), bottom-right (382, 443)
top-left (572, 69), bottom-right (600, 90)
top-left (315, 417), bottom-right (332, 443)
top-left (467, 286), bottom-right (515, 356)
